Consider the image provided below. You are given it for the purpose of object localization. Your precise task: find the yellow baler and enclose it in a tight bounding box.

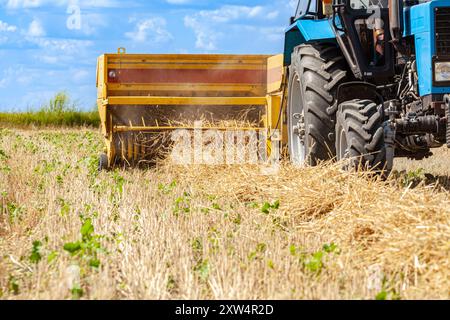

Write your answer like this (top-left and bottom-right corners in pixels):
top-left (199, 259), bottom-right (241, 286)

top-left (96, 48), bottom-right (286, 169)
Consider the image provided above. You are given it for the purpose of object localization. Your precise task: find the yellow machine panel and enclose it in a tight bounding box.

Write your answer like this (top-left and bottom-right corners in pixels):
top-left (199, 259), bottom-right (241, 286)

top-left (96, 49), bottom-right (286, 168)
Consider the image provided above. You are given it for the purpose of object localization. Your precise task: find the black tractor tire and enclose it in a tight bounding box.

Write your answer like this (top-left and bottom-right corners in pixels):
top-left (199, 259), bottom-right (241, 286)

top-left (287, 42), bottom-right (348, 165)
top-left (335, 99), bottom-right (387, 171)
top-left (98, 153), bottom-right (109, 172)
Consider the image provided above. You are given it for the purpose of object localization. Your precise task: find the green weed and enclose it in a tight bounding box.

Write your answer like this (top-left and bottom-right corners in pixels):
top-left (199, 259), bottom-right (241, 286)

top-left (57, 198), bottom-right (71, 217)
top-left (290, 243), bottom-right (341, 274)
top-left (208, 227), bottom-right (220, 254)
top-left (323, 242), bottom-right (340, 254)
top-left (191, 237), bottom-right (210, 281)
top-left (29, 240), bottom-right (43, 264)
top-left (246, 202), bottom-right (259, 209)
top-left (194, 259), bottom-right (210, 281)
top-left (0, 92), bottom-right (100, 127)
top-left (8, 276), bottom-right (19, 295)
top-left (173, 192), bottom-right (191, 216)
top-left (401, 168), bottom-right (426, 187)
top-left (167, 275), bottom-right (178, 293)
top-left (71, 286), bottom-right (84, 300)
top-left (47, 251), bottom-right (59, 264)
top-left (375, 277), bottom-right (402, 300)
top-left (63, 218), bottom-right (105, 270)
top-left (6, 202), bottom-right (23, 223)
top-left (261, 200), bottom-right (280, 214)
top-left (111, 170), bottom-right (126, 196)
top-left (0, 149), bottom-right (9, 161)
top-left (248, 243), bottom-right (267, 262)
top-left (158, 181), bottom-right (177, 195)
top-left (191, 237), bottom-right (203, 253)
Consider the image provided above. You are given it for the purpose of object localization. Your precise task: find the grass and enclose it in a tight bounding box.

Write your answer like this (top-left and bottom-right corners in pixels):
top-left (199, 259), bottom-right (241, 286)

top-left (0, 128), bottom-right (448, 300)
top-left (0, 92), bottom-right (100, 127)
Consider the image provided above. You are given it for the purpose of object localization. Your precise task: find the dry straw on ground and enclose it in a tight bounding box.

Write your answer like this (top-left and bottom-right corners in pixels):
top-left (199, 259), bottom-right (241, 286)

top-left (0, 128), bottom-right (448, 300)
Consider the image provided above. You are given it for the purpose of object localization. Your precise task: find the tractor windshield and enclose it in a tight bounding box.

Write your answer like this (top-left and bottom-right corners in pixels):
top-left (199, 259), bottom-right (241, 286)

top-left (349, 0), bottom-right (388, 10)
top-left (295, 0), bottom-right (318, 18)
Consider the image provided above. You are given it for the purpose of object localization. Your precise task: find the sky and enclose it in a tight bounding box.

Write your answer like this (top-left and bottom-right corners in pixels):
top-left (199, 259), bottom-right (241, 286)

top-left (0, 0), bottom-right (298, 111)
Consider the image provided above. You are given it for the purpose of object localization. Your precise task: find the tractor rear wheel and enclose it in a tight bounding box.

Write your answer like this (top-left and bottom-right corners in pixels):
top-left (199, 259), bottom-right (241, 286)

top-left (287, 42), bottom-right (348, 165)
top-left (335, 99), bottom-right (387, 172)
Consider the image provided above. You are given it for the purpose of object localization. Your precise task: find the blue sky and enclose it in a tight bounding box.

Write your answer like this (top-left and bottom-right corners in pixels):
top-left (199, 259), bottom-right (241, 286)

top-left (0, 0), bottom-right (297, 111)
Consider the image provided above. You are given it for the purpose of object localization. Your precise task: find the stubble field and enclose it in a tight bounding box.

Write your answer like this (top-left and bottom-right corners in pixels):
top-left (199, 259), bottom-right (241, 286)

top-left (0, 127), bottom-right (449, 300)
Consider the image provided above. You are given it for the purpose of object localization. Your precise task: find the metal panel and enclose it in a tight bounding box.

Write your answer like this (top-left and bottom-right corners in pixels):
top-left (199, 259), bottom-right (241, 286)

top-left (106, 96), bottom-right (267, 106)
top-left (435, 7), bottom-right (450, 56)
top-left (267, 54), bottom-right (284, 93)
top-left (96, 52), bottom-right (276, 165)
top-left (105, 54), bottom-right (269, 98)
top-left (404, 0), bottom-right (450, 96)
top-left (283, 18), bottom-right (336, 66)
top-left (295, 19), bottom-right (336, 42)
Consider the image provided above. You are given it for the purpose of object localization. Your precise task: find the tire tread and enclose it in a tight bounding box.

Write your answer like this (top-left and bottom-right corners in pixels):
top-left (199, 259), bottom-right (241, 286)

top-left (289, 42), bottom-right (349, 164)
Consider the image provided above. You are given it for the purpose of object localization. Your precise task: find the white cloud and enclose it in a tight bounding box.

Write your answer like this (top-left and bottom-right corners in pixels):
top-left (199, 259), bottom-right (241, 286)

top-left (27, 19), bottom-right (46, 37)
top-left (267, 11), bottom-right (280, 20)
top-left (72, 69), bottom-right (89, 82)
top-left (77, 0), bottom-right (122, 8)
top-left (125, 17), bottom-right (172, 44)
top-left (191, 5), bottom-right (265, 24)
top-left (0, 66), bottom-right (35, 89)
top-left (39, 55), bottom-right (61, 64)
top-left (30, 38), bottom-right (92, 53)
top-left (183, 15), bottom-right (216, 51)
top-left (184, 5), bottom-right (278, 51)
top-left (166, 0), bottom-right (191, 4)
top-left (5, 0), bottom-right (46, 9)
top-left (0, 20), bottom-right (17, 45)
top-left (4, 0), bottom-right (122, 9)
top-left (244, 25), bottom-right (285, 42)
top-left (0, 77), bottom-right (7, 88)
top-left (0, 20), bottom-right (17, 32)
top-left (77, 13), bottom-right (108, 36)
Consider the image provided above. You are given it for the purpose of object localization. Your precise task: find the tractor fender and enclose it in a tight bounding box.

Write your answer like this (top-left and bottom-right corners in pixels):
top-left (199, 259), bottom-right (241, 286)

top-left (336, 82), bottom-right (384, 107)
top-left (283, 19), bottom-right (336, 66)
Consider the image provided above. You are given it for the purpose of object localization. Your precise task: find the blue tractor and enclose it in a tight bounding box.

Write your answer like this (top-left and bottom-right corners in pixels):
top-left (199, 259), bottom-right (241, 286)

top-left (285, 0), bottom-right (450, 171)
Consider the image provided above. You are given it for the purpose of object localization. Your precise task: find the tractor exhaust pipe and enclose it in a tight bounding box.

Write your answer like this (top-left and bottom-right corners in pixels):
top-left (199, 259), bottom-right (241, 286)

top-left (388, 0), bottom-right (403, 45)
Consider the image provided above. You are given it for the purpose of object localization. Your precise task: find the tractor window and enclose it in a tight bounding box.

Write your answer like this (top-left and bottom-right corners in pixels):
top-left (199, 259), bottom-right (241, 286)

top-left (355, 16), bottom-right (386, 67)
top-left (349, 0), bottom-right (389, 67)
top-left (295, 0), bottom-right (318, 18)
